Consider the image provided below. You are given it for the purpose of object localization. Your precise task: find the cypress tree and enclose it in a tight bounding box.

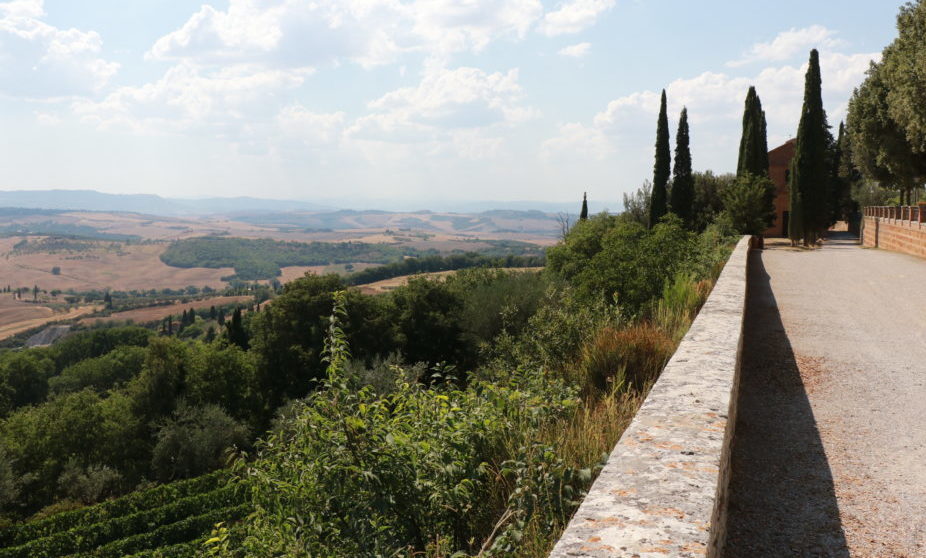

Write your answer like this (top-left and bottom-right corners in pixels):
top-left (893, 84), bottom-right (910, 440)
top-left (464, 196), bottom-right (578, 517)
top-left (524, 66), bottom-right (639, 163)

top-left (227, 307), bottom-right (249, 350)
top-left (649, 89), bottom-right (670, 226)
top-left (670, 107), bottom-right (694, 226)
top-left (790, 49), bottom-right (831, 245)
top-left (737, 86), bottom-right (770, 178)
top-left (579, 192), bottom-right (589, 220)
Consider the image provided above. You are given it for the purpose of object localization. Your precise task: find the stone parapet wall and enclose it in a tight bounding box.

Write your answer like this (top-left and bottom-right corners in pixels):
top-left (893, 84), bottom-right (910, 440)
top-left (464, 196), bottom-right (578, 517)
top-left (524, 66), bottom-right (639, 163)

top-left (862, 216), bottom-right (926, 259)
top-left (549, 235), bottom-right (751, 558)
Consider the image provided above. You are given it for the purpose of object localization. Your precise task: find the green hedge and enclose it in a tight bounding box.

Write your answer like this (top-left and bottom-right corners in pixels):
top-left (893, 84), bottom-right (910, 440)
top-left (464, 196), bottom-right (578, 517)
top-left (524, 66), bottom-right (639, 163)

top-left (122, 539), bottom-right (203, 558)
top-left (67, 504), bottom-right (249, 558)
top-left (0, 485), bottom-right (242, 558)
top-left (0, 471), bottom-right (229, 547)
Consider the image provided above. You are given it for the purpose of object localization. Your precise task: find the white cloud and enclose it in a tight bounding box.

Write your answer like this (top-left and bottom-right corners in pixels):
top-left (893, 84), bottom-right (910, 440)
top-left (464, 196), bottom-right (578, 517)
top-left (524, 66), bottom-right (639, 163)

top-left (0, 0), bottom-right (119, 98)
top-left (349, 66), bottom-right (536, 147)
top-left (277, 105), bottom-right (346, 148)
top-left (73, 63), bottom-right (312, 135)
top-left (541, 122), bottom-right (612, 162)
top-left (544, 46), bottom-right (879, 186)
top-left (558, 41), bottom-right (590, 57)
top-left (728, 25), bottom-right (847, 67)
top-left (538, 0), bottom-right (614, 36)
top-left (149, 0), bottom-right (544, 69)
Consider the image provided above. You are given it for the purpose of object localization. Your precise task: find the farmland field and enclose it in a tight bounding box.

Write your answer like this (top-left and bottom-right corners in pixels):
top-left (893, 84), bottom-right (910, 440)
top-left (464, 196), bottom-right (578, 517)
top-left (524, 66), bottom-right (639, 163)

top-left (82, 295), bottom-right (253, 326)
top-left (357, 266), bottom-right (545, 295)
top-left (0, 470), bottom-right (247, 558)
top-left (0, 297), bottom-right (99, 341)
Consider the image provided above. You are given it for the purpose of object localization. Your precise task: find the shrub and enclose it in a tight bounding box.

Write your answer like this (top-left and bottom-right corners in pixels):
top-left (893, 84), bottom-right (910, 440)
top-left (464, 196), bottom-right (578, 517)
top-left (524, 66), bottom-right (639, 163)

top-left (151, 405), bottom-right (249, 483)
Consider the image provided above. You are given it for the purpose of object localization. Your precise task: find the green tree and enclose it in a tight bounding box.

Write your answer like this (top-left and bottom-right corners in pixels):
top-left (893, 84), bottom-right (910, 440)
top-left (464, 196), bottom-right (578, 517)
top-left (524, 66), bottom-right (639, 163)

top-left (882, 0), bottom-right (926, 155)
top-left (226, 308), bottom-right (248, 350)
top-left (847, 60), bottom-right (926, 204)
top-left (150, 403), bottom-right (249, 482)
top-left (721, 173), bottom-right (777, 235)
top-left (649, 89), bottom-right (670, 226)
top-left (789, 49), bottom-right (831, 245)
top-left (579, 192), bottom-right (588, 221)
top-left (737, 86), bottom-right (770, 178)
top-left (621, 181), bottom-right (651, 227)
top-left (670, 107), bottom-right (694, 227)
top-left (692, 171), bottom-right (735, 231)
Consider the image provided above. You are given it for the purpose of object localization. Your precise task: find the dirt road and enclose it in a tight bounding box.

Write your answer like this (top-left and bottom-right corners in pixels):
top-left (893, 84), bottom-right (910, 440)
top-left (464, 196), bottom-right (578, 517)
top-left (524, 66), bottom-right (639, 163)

top-left (725, 233), bottom-right (926, 557)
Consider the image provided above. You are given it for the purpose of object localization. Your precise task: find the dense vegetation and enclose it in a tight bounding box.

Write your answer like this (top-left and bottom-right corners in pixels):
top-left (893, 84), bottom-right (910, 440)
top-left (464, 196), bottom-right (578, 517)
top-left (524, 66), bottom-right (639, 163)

top-left (161, 236), bottom-right (546, 282)
top-left (344, 252), bottom-right (544, 286)
top-left (0, 470), bottom-right (246, 558)
top-left (847, 0), bottom-right (926, 206)
top-left (160, 236), bottom-right (423, 281)
top-left (0, 210), bottom-right (735, 556)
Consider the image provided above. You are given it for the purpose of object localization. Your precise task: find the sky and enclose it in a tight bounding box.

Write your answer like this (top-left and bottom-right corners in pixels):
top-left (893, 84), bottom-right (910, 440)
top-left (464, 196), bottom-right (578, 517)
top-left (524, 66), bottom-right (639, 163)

top-left (0, 0), bottom-right (903, 208)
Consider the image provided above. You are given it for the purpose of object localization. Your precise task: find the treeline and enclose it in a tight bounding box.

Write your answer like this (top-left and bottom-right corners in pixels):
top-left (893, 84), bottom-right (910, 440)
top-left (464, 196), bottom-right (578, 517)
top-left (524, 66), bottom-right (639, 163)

top-left (344, 252), bottom-right (545, 285)
top-left (160, 236), bottom-right (424, 280)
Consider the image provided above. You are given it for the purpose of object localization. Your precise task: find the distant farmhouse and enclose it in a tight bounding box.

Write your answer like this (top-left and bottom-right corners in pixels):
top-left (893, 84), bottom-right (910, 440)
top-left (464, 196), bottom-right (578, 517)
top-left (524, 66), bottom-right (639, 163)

top-left (766, 139), bottom-right (796, 237)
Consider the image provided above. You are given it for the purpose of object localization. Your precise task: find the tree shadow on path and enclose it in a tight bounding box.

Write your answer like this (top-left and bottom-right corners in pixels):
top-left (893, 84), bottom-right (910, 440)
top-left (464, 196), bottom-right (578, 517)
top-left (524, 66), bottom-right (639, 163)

top-left (723, 250), bottom-right (848, 558)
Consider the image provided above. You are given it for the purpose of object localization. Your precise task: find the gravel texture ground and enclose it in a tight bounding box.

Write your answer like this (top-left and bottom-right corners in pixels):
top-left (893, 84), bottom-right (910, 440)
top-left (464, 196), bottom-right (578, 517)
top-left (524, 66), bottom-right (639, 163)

top-left (725, 233), bottom-right (926, 558)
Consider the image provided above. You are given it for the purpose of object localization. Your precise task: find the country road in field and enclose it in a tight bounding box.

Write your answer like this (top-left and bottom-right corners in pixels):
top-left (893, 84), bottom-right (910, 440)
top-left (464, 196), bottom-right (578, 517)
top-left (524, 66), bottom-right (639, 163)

top-left (724, 233), bottom-right (926, 557)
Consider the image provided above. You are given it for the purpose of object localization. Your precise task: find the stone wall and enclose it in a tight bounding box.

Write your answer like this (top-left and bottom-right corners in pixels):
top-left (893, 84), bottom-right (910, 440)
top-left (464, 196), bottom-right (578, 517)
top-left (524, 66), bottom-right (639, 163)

top-left (862, 214), bottom-right (926, 259)
top-left (548, 235), bottom-right (751, 558)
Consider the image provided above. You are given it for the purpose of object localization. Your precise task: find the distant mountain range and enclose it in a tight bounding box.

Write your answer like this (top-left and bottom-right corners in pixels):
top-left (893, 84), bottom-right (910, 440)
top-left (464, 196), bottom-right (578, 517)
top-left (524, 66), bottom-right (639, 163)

top-left (0, 190), bottom-right (335, 216)
top-left (0, 189), bottom-right (620, 217)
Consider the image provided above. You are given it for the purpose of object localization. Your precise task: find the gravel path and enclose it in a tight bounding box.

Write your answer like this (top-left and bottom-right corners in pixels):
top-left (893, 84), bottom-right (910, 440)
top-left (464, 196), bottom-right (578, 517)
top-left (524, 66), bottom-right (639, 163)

top-left (724, 233), bottom-right (926, 558)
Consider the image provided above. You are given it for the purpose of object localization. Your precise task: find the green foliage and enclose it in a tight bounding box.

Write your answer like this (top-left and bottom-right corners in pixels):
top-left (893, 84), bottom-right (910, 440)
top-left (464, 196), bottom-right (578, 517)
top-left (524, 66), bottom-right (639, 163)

top-left (546, 214), bottom-right (698, 313)
top-left (621, 181), bottom-right (651, 227)
top-left (692, 171), bottom-right (735, 232)
top-left (0, 471), bottom-right (229, 547)
top-left (579, 193), bottom-right (588, 221)
top-left (235, 295), bottom-right (583, 556)
top-left (670, 107), bottom-right (695, 227)
top-left (151, 404), bottom-right (250, 482)
top-left (161, 236), bottom-right (421, 281)
top-left (721, 173), bottom-right (777, 235)
top-left (847, 58), bottom-right (926, 203)
top-left (649, 90), bottom-right (671, 226)
top-left (343, 252), bottom-right (544, 286)
top-left (48, 345), bottom-right (146, 395)
top-left (737, 86), bottom-right (770, 178)
top-left (882, 0), bottom-right (926, 154)
top-left (790, 49), bottom-right (832, 244)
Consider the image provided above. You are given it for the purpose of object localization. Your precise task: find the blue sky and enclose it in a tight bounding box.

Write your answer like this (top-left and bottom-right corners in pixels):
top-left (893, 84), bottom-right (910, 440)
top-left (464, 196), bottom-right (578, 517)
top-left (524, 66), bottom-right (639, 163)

top-left (0, 0), bottom-right (901, 208)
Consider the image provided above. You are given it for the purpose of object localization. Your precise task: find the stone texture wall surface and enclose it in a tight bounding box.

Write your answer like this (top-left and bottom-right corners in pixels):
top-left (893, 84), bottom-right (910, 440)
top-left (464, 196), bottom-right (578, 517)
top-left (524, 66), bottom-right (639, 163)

top-left (861, 216), bottom-right (926, 259)
top-left (548, 235), bottom-right (750, 558)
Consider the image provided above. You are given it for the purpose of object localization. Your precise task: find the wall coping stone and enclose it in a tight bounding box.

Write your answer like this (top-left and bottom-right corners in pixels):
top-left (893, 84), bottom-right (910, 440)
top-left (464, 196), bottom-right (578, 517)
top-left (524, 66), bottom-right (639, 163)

top-left (549, 235), bottom-right (750, 558)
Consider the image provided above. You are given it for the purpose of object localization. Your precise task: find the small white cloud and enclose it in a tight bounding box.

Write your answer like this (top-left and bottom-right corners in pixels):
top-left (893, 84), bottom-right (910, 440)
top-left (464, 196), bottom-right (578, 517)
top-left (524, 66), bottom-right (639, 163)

top-left (0, 0), bottom-right (119, 98)
top-left (277, 105), bottom-right (346, 148)
top-left (34, 110), bottom-right (59, 125)
top-left (727, 25), bottom-right (847, 67)
top-left (538, 0), bottom-right (614, 36)
top-left (558, 42), bottom-right (590, 58)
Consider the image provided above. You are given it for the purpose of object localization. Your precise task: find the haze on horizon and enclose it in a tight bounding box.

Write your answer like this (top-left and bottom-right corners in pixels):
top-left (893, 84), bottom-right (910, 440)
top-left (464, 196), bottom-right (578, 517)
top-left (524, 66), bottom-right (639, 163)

top-left (0, 0), bottom-right (900, 206)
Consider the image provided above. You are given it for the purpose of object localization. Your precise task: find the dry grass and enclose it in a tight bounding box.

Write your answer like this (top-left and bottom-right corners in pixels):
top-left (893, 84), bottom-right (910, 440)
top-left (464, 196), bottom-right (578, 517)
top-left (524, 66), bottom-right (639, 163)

top-left (0, 241), bottom-right (233, 292)
top-left (0, 303), bottom-right (100, 341)
top-left (83, 295), bottom-right (253, 325)
top-left (357, 267), bottom-right (545, 295)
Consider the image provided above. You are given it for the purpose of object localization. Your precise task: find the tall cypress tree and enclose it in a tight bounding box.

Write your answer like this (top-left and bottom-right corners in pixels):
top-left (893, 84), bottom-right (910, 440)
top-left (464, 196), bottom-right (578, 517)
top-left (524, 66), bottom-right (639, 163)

top-left (649, 89), bottom-right (670, 227)
top-left (579, 192), bottom-right (588, 220)
top-left (790, 49), bottom-right (830, 245)
top-left (737, 86), bottom-right (770, 178)
top-left (670, 107), bottom-right (694, 227)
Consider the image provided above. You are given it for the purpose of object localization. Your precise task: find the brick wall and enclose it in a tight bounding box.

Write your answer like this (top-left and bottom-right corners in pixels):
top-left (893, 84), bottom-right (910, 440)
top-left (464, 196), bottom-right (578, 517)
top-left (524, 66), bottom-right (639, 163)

top-left (862, 216), bottom-right (926, 259)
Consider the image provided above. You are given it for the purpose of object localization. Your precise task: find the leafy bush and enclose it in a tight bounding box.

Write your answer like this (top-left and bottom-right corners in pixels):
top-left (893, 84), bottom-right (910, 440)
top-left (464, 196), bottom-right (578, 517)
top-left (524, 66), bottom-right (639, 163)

top-left (720, 172), bottom-right (776, 235)
top-left (151, 404), bottom-right (249, 482)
